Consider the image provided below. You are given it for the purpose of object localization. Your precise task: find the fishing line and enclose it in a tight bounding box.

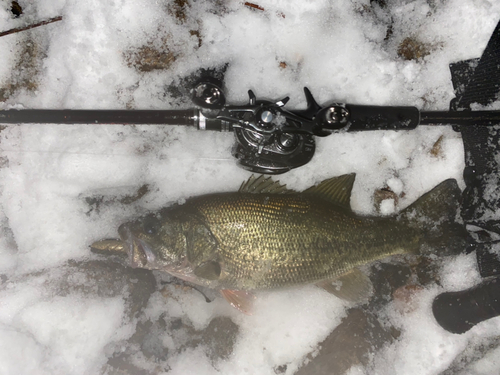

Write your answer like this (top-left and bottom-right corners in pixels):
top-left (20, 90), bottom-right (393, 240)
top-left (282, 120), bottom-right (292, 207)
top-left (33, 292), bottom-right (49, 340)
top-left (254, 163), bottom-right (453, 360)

top-left (0, 149), bottom-right (232, 161)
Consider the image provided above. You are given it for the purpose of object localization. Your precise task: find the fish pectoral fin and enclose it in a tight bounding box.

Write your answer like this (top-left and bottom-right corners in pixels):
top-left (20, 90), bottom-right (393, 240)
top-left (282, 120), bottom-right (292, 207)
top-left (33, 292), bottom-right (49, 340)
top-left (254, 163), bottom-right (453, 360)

top-left (193, 261), bottom-right (221, 280)
top-left (220, 289), bottom-right (256, 314)
top-left (317, 268), bottom-right (373, 303)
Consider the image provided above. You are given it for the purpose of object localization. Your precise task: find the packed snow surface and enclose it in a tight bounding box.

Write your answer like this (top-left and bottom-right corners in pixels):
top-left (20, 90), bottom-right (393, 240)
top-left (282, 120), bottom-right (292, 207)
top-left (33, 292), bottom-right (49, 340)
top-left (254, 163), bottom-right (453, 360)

top-left (1, 0), bottom-right (500, 374)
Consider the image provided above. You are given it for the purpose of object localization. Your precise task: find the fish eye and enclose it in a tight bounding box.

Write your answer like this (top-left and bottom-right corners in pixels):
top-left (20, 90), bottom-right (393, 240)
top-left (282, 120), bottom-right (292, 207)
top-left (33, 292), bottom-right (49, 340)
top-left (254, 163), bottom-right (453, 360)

top-left (142, 216), bottom-right (160, 235)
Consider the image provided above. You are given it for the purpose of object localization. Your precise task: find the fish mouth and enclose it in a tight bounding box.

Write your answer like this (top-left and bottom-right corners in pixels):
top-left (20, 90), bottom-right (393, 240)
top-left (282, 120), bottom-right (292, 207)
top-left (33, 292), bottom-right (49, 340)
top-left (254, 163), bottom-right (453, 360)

top-left (118, 224), bottom-right (156, 269)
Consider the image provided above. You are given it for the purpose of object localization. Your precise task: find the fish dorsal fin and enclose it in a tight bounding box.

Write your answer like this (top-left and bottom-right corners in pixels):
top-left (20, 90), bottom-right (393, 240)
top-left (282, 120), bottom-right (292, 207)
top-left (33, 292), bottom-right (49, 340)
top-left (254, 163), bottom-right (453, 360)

top-left (303, 174), bottom-right (356, 210)
top-left (239, 175), bottom-right (292, 194)
top-left (316, 268), bottom-right (373, 303)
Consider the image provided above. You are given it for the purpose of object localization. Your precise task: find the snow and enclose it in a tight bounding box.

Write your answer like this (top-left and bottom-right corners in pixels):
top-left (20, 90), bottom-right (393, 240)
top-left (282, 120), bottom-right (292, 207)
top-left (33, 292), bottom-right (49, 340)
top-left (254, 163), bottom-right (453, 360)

top-left (1, 0), bottom-right (500, 374)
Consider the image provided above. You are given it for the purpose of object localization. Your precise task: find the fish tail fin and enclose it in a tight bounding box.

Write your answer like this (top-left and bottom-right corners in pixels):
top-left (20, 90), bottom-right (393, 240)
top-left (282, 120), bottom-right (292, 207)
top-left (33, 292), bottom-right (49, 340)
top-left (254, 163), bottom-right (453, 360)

top-left (398, 179), bottom-right (467, 254)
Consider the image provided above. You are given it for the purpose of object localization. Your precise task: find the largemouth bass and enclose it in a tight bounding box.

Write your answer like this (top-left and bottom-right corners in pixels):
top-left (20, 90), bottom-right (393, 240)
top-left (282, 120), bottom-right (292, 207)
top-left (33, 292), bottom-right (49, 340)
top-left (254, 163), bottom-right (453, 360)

top-left (93, 174), bottom-right (464, 313)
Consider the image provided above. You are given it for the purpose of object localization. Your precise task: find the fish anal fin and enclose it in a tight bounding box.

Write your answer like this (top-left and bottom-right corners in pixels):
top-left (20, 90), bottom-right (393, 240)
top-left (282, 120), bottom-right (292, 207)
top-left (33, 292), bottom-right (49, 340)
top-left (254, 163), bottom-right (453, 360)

top-left (193, 261), bottom-right (221, 280)
top-left (317, 268), bottom-right (373, 303)
top-left (303, 174), bottom-right (356, 210)
top-left (239, 175), bottom-right (292, 194)
top-left (220, 289), bottom-right (256, 314)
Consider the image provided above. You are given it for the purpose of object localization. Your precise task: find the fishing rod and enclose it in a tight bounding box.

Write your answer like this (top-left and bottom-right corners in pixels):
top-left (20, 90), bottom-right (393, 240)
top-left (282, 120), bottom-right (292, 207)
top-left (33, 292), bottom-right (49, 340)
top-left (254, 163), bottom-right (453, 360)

top-left (1, 6), bottom-right (499, 174)
top-left (1, 78), bottom-right (500, 174)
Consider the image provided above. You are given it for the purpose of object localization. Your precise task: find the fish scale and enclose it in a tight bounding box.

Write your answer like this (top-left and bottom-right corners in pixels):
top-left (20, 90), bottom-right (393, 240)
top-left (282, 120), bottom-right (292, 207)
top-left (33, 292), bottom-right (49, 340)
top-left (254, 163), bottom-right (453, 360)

top-left (186, 192), bottom-right (418, 289)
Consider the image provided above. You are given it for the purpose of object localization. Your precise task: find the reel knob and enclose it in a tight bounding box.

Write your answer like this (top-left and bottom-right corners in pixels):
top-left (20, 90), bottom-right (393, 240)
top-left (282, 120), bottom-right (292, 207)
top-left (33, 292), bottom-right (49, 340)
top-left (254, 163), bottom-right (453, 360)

top-left (192, 80), bottom-right (226, 109)
top-left (277, 133), bottom-right (299, 151)
top-left (316, 105), bottom-right (350, 131)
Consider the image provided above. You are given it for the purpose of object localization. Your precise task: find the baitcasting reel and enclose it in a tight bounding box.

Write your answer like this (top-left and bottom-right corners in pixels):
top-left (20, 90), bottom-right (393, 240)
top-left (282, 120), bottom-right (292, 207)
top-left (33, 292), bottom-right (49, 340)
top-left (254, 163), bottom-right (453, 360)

top-left (191, 79), bottom-right (424, 174)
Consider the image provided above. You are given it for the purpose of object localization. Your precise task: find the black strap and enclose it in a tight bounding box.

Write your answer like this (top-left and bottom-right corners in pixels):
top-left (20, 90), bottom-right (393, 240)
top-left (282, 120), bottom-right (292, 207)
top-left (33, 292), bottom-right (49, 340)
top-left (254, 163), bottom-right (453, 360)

top-left (451, 19), bottom-right (500, 277)
top-left (452, 20), bottom-right (500, 110)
